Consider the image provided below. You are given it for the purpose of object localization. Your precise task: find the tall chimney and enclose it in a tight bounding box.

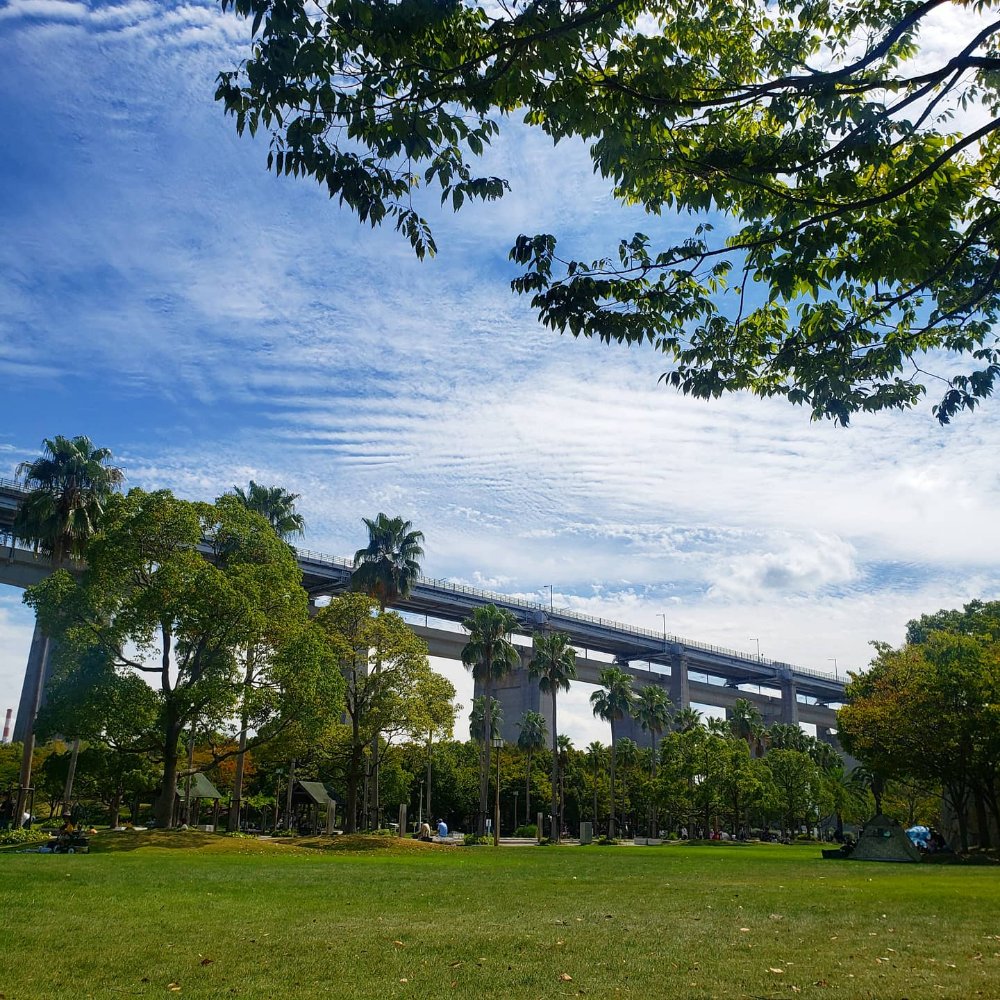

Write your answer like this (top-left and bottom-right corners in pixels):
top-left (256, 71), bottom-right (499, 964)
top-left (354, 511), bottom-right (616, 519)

top-left (2, 709), bottom-right (11, 744)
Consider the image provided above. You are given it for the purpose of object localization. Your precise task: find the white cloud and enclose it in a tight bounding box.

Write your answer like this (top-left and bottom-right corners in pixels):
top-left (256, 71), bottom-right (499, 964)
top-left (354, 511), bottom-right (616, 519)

top-left (706, 534), bottom-right (859, 600)
top-left (2, 0), bottom-right (1000, 749)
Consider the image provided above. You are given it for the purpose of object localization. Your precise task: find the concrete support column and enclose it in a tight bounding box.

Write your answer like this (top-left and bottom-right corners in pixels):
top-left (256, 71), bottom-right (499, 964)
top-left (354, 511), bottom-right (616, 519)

top-left (12, 619), bottom-right (49, 744)
top-left (669, 645), bottom-right (690, 711)
top-left (779, 670), bottom-right (799, 726)
top-left (475, 647), bottom-right (546, 744)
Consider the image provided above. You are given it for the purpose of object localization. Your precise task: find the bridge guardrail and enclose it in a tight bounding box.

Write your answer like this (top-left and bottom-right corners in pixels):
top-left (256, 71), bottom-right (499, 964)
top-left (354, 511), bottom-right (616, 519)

top-left (296, 546), bottom-right (842, 686)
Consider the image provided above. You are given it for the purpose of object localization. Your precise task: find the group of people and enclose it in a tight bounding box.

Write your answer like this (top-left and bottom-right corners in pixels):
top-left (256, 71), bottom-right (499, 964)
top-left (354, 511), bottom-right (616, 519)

top-left (416, 819), bottom-right (450, 842)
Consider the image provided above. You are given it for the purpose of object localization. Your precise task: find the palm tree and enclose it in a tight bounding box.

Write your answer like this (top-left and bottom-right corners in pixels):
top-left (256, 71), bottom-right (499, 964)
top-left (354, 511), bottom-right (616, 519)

top-left (728, 698), bottom-right (764, 755)
top-left (351, 513), bottom-right (424, 611)
top-left (226, 481), bottom-right (305, 831)
top-left (528, 631), bottom-right (577, 842)
top-left (557, 734), bottom-right (572, 837)
top-left (351, 512), bottom-right (424, 827)
top-left (461, 604), bottom-right (521, 835)
top-left (590, 666), bottom-right (635, 839)
top-left (673, 706), bottom-right (703, 733)
top-left (516, 710), bottom-right (547, 830)
top-left (706, 716), bottom-right (731, 737)
top-left (633, 685), bottom-right (671, 835)
top-left (587, 741), bottom-right (604, 831)
top-left (14, 435), bottom-right (125, 822)
top-left (15, 434), bottom-right (125, 564)
top-left (230, 481), bottom-right (305, 541)
top-left (470, 697), bottom-right (504, 742)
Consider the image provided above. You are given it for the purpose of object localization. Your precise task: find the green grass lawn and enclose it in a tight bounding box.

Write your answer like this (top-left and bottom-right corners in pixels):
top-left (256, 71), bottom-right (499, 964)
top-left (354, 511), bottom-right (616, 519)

top-left (2, 835), bottom-right (999, 999)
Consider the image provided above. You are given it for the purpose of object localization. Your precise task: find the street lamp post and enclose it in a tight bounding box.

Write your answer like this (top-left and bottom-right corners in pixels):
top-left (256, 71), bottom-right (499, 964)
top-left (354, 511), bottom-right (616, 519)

top-left (492, 737), bottom-right (503, 847)
top-left (418, 779), bottom-right (425, 830)
top-left (657, 613), bottom-right (667, 649)
top-left (749, 637), bottom-right (761, 661)
top-left (514, 788), bottom-right (519, 830)
top-left (827, 657), bottom-right (838, 680)
top-left (544, 585), bottom-right (553, 613)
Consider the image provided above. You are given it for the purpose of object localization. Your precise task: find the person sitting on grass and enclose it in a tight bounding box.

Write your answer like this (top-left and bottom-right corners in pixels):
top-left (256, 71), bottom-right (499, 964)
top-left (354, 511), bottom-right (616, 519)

top-left (417, 822), bottom-right (433, 841)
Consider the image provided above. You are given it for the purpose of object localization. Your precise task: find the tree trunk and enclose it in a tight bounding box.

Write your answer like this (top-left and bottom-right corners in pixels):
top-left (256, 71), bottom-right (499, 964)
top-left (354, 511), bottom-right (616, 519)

top-left (61, 737), bottom-right (81, 815)
top-left (593, 758), bottom-right (599, 829)
top-left (346, 717), bottom-right (363, 834)
top-left (108, 783), bottom-right (123, 829)
top-left (183, 724), bottom-right (196, 825)
top-left (550, 689), bottom-right (559, 843)
top-left (425, 732), bottom-right (433, 826)
top-left (871, 773), bottom-right (884, 816)
top-left (285, 758), bottom-right (296, 831)
top-left (228, 722), bottom-right (250, 832)
top-left (228, 654), bottom-right (255, 832)
top-left (479, 674), bottom-right (493, 837)
top-left (525, 747), bottom-right (532, 828)
top-left (609, 721), bottom-right (617, 840)
top-left (155, 720), bottom-right (184, 828)
top-left (650, 733), bottom-right (658, 838)
top-left (974, 787), bottom-right (991, 849)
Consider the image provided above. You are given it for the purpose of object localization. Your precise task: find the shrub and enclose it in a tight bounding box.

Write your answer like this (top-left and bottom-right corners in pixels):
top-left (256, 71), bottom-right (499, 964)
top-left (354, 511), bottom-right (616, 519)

top-left (463, 833), bottom-right (491, 846)
top-left (0, 827), bottom-right (49, 846)
top-left (596, 835), bottom-right (619, 846)
top-left (513, 824), bottom-right (537, 838)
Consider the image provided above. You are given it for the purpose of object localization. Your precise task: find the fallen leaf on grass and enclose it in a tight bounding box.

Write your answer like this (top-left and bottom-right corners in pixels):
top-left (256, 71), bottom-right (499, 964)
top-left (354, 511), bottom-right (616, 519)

top-left (393, 941), bottom-right (405, 948)
top-left (199, 958), bottom-right (214, 966)
top-left (167, 984), bottom-right (181, 992)
top-left (739, 928), bottom-right (750, 933)
top-left (768, 968), bottom-right (784, 974)
top-left (559, 973), bottom-right (573, 981)
top-left (399, 979), bottom-right (408, 983)
top-left (449, 961), bottom-right (463, 968)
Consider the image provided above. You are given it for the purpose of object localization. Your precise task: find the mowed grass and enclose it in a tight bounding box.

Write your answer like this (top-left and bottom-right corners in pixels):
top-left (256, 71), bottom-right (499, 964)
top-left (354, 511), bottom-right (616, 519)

top-left (2, 835), bottom-right (1000, 999)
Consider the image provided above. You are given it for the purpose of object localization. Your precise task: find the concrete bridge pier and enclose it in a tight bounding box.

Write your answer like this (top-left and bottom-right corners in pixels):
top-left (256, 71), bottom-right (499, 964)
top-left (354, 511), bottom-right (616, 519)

top-left (669, 646), bottom-right (690, 711)
top-left (476, 647), bottom-right (552, 745)
top-left (779, 669), bottom-right (799, 725)
top-left (13, 619), bottom-right (51, 743)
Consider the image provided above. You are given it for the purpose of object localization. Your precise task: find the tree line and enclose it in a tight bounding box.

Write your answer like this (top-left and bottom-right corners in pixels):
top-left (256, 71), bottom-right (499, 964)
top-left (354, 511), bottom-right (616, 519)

top-left (7, 434), bottom-right (992, 848)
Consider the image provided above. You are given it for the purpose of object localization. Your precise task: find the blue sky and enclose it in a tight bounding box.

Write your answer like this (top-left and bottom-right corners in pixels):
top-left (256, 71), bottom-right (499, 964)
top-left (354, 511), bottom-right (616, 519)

top-left (2, 0), bottom-right (1000, 745)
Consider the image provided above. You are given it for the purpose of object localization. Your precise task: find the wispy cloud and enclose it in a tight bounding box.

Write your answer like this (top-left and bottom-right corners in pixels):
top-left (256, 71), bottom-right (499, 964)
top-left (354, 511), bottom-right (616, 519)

top-left (1, 1), bottom-right (999, 744)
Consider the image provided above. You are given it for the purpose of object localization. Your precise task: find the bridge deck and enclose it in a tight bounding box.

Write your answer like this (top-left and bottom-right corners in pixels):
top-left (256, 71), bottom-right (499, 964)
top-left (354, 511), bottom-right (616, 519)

top-left (1, 479), bottom-right (847, 709)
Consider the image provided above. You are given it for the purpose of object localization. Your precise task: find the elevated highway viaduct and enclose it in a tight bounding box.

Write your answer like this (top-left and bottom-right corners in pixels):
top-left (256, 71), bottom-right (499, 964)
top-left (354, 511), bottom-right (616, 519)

top-left (1, 479), bottom-right (845, 745)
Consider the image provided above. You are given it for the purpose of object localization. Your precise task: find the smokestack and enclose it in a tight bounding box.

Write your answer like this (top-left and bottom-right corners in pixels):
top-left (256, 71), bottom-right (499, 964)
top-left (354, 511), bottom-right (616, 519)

top-left (2, 709), bottom-right (11, 743)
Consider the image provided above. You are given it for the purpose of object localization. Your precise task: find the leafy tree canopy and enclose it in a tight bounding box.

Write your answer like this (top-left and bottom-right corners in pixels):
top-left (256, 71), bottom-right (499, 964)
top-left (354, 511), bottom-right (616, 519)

top-left (219, 0), bottom-right (1000, 424)
top-left (24, 489), bottom-right (343, 825)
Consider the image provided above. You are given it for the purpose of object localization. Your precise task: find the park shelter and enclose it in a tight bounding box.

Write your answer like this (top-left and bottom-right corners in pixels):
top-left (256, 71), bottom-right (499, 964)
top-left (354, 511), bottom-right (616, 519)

top-left (176, 772), bottom-right (223, 828)
top-left (290, 780), bottom-right (338, 835)
top-left (851, 813), bottom-right (922, 863)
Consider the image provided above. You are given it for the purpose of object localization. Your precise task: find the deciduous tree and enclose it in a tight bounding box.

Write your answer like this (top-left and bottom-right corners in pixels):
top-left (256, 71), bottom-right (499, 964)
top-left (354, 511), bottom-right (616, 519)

top-left (25, 489), bottom-right (340, 827)
top-left (218, 0), bottom-right (1000, 424)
